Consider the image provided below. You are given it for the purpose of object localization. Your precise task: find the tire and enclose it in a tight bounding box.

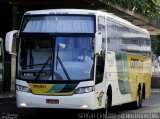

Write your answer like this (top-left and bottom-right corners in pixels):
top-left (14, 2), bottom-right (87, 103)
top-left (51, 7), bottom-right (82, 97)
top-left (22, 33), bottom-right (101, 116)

top-left (133, 89), bottom-right (143, 108)
top-left (100, 94), bottom-right (111, 115)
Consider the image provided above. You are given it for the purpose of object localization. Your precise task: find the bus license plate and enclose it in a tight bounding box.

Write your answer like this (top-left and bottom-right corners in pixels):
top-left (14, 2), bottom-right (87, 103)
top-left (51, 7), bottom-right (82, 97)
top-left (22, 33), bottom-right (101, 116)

top-left (46, 99), bottom-right (59, 104)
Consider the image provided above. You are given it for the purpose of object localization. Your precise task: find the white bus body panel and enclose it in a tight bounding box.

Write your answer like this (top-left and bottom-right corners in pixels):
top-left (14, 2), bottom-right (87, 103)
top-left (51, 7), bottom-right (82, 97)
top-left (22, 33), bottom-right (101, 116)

top-left (105, 51), bottom-right (132, 106)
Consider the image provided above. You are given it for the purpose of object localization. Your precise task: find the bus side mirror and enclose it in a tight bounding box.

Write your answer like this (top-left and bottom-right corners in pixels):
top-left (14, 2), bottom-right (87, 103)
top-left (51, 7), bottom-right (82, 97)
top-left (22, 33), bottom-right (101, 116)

top-left (5, 30), bottom-right (19, 54)
top-left (95, 31), bottom-right (102, 55)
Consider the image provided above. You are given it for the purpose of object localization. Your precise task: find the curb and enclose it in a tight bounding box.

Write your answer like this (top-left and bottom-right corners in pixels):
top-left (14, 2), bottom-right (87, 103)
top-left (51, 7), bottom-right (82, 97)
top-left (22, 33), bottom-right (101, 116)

top-left (151, 89), bottom-right (160, 93)
top-left (0, 93), bottom-right (15, 100)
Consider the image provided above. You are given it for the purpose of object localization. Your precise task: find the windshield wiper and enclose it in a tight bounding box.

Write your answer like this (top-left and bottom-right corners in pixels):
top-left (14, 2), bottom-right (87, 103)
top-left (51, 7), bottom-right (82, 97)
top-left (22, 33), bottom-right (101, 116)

top-left (57, 56), bottom-right (70, 80)
top-left (35, 56), bottom-right (51, 80)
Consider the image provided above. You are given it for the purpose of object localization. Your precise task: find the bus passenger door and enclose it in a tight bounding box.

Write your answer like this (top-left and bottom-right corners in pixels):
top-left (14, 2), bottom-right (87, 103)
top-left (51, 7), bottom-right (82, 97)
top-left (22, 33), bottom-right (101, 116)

top-left (94, 16), bottom-right (106, 107)
top-left (94, 54), bottom-right (106, 107)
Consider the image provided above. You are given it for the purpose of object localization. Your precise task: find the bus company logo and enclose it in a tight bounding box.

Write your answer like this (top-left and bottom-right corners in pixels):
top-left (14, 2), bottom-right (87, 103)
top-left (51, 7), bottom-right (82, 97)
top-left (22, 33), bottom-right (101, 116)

top-left (97, 91), bottom-right (104, 106)
top-left (33, 84), bottom-right (46, 88)
top-left (130, 58), bottom-right (143, 69)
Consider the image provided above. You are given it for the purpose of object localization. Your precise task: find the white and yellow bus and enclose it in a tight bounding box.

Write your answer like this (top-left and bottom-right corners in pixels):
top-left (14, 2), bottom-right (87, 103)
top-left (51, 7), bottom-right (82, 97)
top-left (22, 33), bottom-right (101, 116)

top-left (5, 9), bottom-right (151, 113)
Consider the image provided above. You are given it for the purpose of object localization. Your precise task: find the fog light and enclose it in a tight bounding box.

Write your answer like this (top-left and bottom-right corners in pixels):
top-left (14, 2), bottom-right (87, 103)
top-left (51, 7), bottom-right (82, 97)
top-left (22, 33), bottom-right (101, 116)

top-left (20, 103), bottom-right (26, 107)
top-left (81, 105), bottom-right (88, 109)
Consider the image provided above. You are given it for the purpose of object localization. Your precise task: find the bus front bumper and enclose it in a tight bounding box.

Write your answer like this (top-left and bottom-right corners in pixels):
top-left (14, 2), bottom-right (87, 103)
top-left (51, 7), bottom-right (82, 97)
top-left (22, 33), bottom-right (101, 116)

top-left (16, 91), bottom-right (98, 110)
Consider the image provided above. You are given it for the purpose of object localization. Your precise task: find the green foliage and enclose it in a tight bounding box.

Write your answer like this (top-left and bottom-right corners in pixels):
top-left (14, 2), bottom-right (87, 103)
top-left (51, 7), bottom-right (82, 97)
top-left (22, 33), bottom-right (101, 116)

top-left (151, 36), bottom-right (160, 57)
top-left (107, 0), bottom-right (160, 18)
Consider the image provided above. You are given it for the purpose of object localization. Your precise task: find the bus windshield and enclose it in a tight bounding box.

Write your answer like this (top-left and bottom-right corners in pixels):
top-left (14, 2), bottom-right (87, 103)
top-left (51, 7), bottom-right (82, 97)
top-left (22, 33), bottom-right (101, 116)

top-left (18, 36), bottom-right (94, 81)
top-left (22, 15), bottom-right (95, 33)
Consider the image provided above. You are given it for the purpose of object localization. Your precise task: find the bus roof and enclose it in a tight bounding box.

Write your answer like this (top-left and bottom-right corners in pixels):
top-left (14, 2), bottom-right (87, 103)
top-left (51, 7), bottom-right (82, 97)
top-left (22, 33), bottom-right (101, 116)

top-left (25, 9), bottom-right (150, 36)
top-left (25, 9), bottom-right (96, 15)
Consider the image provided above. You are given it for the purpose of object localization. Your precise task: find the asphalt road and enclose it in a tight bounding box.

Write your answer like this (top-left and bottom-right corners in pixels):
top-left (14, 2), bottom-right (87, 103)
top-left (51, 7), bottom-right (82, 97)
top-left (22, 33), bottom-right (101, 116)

top-left (0, 92), bottom-right (160, 119)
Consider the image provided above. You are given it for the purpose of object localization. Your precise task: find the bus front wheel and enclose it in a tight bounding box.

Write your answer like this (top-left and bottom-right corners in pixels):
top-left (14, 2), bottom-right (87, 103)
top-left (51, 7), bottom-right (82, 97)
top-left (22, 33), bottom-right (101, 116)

top-left (101, 94), bottom-right (111, 115)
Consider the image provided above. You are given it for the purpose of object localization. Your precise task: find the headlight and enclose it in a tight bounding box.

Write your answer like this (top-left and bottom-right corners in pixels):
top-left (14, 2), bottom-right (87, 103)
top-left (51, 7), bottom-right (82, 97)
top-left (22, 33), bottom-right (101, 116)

top-left (16, 85), bottom-right (32, 93)
top-left (74, 86), bottom-right (95, 94)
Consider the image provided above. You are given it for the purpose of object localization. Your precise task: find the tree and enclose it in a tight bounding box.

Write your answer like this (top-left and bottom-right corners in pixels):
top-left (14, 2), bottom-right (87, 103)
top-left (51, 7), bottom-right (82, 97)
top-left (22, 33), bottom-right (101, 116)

top-left (107, 0), bottom-right (160, 18)
top-left (151, 36), bottom-right (160, 57)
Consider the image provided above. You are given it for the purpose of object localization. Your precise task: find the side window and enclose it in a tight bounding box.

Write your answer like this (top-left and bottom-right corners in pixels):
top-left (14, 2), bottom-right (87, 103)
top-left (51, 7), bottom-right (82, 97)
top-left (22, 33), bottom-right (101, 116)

top-left (98, 16), bottom-right (105, 37)
top-left (107, 19), bottom-right (122, 51)
top-left (98, 16), bottom-right (106, 50)
top-left (107, 18), bottom-right (151, 56)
